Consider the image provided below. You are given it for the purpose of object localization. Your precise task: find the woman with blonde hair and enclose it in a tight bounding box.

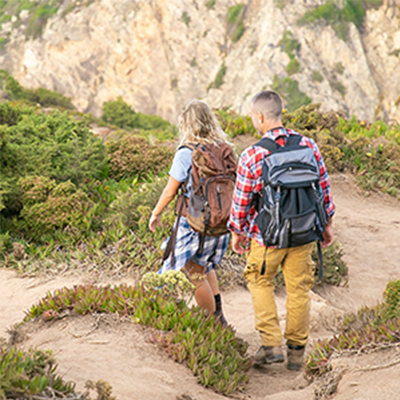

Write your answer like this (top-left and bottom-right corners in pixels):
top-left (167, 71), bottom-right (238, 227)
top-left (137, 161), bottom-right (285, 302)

top-left (149, 100), bottom-right (235, 324)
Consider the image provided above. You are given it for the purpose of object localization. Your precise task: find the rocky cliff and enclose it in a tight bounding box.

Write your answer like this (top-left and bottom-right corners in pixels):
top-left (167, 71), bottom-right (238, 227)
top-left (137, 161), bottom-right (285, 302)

top-left (1, 0), bottom-right (399, 123)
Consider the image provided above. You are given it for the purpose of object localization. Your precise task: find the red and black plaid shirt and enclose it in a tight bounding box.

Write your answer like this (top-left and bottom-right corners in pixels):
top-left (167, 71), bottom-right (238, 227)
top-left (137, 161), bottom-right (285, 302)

top-left (227, 127), bottom-right (335, 248)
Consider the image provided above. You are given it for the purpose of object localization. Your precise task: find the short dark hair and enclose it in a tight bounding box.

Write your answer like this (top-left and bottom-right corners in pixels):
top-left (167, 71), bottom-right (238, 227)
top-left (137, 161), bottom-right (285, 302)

top-left (251, 90), bottom-right (282, 120)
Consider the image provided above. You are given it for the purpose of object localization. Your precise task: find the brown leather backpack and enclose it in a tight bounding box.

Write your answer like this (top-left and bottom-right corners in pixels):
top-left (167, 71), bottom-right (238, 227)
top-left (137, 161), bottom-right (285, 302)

top-left (184, 142), bottom-right (237, 235)
top-left (163, 142), bottom-right (237, 266)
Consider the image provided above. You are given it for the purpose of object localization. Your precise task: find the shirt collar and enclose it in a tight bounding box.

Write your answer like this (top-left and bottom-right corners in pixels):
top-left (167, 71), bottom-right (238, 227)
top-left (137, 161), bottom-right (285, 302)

top-left (262, 127), bottom-right (287, 140)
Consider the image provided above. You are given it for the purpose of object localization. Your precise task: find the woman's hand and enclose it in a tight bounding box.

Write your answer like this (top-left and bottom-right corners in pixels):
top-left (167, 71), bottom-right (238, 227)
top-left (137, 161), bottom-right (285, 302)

top-left (149, 213), bottom-right (161, 232)
top-left (148, 176), bottom-right (182, 233)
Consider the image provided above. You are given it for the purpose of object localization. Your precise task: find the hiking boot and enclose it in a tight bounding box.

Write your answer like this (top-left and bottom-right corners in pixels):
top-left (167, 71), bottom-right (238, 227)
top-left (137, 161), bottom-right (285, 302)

top-left (253, 346), bottom-right (284, 365)
top-left (214, 309), bottom-right (228, 328)
top-left (287, 345), bottom-right (305, 371)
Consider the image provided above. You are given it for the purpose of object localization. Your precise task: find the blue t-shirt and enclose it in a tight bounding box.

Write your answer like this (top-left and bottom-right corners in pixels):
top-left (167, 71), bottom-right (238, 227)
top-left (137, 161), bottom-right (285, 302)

top-left (169, 147), bottom-right (192, 196)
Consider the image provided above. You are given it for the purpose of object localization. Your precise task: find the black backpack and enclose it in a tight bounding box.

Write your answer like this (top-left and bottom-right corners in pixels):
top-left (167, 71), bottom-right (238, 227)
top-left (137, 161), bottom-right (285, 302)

top-left (255, 134), bottom-right (328, 278)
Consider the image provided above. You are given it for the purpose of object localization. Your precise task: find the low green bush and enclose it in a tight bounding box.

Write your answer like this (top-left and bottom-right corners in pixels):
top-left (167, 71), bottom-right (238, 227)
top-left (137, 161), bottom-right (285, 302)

top-left (18, 176), bottom-right (98, 243)
top-left (312, 70), bottom-right (323, 83)
top-left (286, 58), bottom-right (300, 75)
top-left (227, 4), bottom-right (246, 42)
top-left (205, 0), bottom-right (216, 10)
top-left (215, 109), bottom-right (256, 137)
top-left (272, 75), bottom-right (312, 112)
top-left (27, 87), bottom-right (74, 109)
top-left (306, 280), bottom-right (400, 377)
top-left (181, 11), bottom-right (190, 26)
top-left (0, 69), bottom-right (26, 101)
top-left (208, 62), bottom-right (226, 90)
top-left (0, 70), bottom-right (73, 109)
top-left (106, 135), bottom-right (173, 180)
top-left (278, 31), bottom-right (301, 57)
top-left (0, 102), bottom-right (107, 214)
top-left (297, 0), bottom-right (381, 41)
top-left (0, 342), bottom-right (78, 399)
top-left (25, 282), bottom-right (251, 395)
top-left (101, 97), bottom-right (173, 132)
top-left (227, 4), bottom-right (245, 24)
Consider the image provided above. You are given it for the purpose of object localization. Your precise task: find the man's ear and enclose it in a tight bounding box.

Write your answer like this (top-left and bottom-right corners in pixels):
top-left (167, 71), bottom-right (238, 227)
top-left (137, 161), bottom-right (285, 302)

top-left (258, 113), bottom-right (264, 125)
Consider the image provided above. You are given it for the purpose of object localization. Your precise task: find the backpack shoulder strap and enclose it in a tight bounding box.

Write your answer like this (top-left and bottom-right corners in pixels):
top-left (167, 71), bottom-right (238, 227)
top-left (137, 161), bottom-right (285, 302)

top-left (178, 142), bottom-right (197, 152)
top-left (286, 134), bottom-right (302, 146)
top-left (255, 137), bottom-right (280, 153)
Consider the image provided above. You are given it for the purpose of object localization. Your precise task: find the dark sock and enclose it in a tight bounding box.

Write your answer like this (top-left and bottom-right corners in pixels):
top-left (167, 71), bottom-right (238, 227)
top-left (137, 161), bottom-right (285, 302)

top-left (213, 294), bottom-right (227, 327)
top-left (288, 344), bottom-right (304, 350)
top-left (214, 294), bottom-right (222, 312)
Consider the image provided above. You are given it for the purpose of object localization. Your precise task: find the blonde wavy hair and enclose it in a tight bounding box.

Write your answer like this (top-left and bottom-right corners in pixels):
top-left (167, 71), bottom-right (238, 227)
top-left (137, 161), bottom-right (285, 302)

top-left (177, 100), bottom-right (231, 147)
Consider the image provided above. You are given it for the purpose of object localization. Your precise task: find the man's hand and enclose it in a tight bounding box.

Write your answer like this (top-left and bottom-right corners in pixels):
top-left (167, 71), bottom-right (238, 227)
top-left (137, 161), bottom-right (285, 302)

top-left (149, 213), bottom-right (161, 233)
top-left (231, 232), bottom-right (247, 254)
top-left (322, 220), bottom-right (333, 248)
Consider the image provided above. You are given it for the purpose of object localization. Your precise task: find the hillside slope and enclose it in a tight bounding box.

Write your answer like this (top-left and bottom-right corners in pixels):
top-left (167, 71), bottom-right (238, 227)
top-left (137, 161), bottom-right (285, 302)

top-left (1, 174), bottom-right (399, 399)
top-left (1, 0), bottom-right (399, 122)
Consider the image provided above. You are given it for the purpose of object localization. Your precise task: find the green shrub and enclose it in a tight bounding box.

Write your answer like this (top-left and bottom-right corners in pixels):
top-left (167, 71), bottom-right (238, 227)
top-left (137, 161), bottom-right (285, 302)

top-left (0, 342), bottom-right (79, 399)
top-left (205, 0), bottom-right (216, 10)
top-left (25, 283), bottom-right (251, 395)
top-left (286, 58), bottom-right (300, 75)
top-left (27, 87), bottom-right (74, 109)
top-left (0, 100), bottom-right (21, 125)
top-left (312, 70), bottom-right (323, 82)
top-left (227, 4), bottom-right (245, 23)
top-left (278, 31), bottom-right (301, 57)
top-left (272, 75), bottom-right (312, 112)
top-left (0, 69), bottom-right (26, 101)
top-left (101, 97), bottom-right (173, 131)
top-left (227, 4), bottom-right (246, 42)
top-left (106, 135), bottom-right (173, 180)
top-left (214, 109), bottom-right (256, 137)
top-left (0, 37), bottom-right (6, 50)
top-left (380, 280), bottom-right (400, 322)
top-left (106, 175), bottom-right (169, 231)
top-left (25, 3), bottom-right (59, 38)
top-left (313, 242), bottom-right (348, 286)
top-left (0, 69), bottom-right (74, 109)
top-left (231, 21), bottom-right (245, 42)
top-left (274, 0), bottom-right (289, 9)
top-left (181, 11), bottom-right (190, 26)
top-left (334, 62), bottom-right (345, 75)
top-left (18, 176), bottom-right (97, 242)
top-left (329, 75), bottom-right (346, 97)
top-left (208, 62), bottom-right (226, 90)
top-left (190, 57), bottom-right (197, 67)
top-left (0, 103), bottom-right (107, 214)
top-left (297, 0), bottom-right (375, 41)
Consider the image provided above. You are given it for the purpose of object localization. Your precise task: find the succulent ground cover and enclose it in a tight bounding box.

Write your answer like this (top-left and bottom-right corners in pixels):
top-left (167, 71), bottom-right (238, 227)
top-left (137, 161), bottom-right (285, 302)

top-left (305, 280), bottom-right (400, 378)
top-left (0, 338), bottom-right (117, 400)
top-left (23, 277), bottom-right (251, 395)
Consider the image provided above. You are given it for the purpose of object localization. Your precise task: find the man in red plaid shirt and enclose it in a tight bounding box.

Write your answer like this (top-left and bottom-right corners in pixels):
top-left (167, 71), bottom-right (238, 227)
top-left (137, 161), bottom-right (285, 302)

top-left (228, 91), bottom-right (335, 371)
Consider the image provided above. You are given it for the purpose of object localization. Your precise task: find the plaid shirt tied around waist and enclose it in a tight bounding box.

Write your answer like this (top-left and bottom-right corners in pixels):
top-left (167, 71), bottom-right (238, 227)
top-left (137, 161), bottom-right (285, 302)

top-left (227, 127), bottom-right (335, 249)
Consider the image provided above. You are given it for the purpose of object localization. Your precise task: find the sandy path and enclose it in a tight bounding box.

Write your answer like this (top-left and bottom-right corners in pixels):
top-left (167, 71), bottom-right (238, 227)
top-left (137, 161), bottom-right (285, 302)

top-left (314, 174), bottom-right (400, 312)
top-left (1, 174), bottom-right (399, 399)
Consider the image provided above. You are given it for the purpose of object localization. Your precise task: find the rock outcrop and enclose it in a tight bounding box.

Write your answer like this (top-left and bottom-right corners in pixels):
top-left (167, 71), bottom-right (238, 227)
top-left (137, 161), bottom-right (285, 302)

top-left (1, 0), bottom-right (399, 123)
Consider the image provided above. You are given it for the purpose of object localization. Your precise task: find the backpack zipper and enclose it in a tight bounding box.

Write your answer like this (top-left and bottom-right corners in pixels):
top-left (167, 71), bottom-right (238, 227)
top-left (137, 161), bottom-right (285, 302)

top-left (217, 185), bottom-right (222, 209)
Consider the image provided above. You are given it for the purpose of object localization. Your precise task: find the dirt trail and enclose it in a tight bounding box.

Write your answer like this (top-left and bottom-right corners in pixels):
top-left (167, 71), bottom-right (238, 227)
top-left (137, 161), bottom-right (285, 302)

top-left (1, 174), bottom-right (399, 399)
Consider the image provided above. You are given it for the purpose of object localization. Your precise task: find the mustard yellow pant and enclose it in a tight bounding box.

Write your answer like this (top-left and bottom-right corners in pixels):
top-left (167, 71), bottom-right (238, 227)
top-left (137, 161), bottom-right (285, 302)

top-left (245, 239), bottom-right (315, 348)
